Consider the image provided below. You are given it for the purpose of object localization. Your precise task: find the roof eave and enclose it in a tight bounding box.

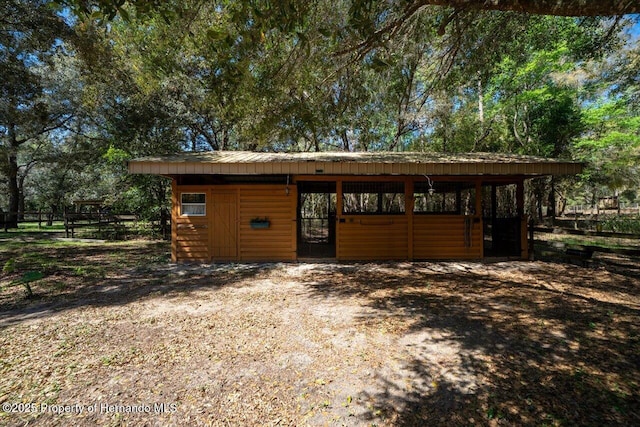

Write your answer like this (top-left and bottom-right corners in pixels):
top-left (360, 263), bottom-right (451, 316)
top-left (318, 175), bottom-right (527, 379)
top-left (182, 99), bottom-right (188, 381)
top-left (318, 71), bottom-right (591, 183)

top-left (128, 160), bottom-right (583, 177)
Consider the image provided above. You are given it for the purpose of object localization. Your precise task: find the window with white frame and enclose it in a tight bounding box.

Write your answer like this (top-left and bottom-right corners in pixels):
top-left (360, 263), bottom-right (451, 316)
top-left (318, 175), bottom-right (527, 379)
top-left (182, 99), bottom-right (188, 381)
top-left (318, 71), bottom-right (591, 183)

top-left (181, 193), bottom-right (206, 216)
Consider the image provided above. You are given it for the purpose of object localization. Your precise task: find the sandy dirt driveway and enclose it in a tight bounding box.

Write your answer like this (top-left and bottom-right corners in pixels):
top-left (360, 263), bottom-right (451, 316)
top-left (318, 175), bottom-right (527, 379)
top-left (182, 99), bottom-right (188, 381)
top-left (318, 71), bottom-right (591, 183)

top-left (1, 254), bottom-right (639, 426)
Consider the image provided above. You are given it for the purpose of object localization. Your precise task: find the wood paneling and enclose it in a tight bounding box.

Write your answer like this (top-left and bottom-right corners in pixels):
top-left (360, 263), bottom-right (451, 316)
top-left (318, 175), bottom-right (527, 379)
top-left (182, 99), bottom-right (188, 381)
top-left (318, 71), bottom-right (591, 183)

top-left (238, 185), bottom-right (297, 261)
top-left (170, 177), bottom-right (527, 262)
top-left (172, 184), bottom-right (210, 262)
top-left (413, 215), bottom-right (482, 259)
top-left (211, 191), bottom-right (238, 260)
top-left (174, 219), bottom-right (210, 261)
top-left (173, 184), bottom-right (296, 262)
top-left (338, 216), bottom-right (408, 260)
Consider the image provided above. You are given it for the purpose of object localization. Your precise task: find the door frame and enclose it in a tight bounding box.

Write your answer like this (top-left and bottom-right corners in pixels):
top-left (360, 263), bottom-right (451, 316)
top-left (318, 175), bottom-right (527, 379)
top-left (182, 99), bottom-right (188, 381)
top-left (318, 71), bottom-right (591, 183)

top-left (209, 189), bottom-right (239, 261)
top-left (296, 181), bottom-right (337, 258)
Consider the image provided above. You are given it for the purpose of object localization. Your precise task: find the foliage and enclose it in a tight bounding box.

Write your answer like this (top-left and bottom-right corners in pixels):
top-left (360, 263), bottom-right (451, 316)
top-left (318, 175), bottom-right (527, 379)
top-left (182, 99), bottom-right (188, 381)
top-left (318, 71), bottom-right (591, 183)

top-left (9, 271), bottom-right (45, 299)
top-left (0, 1), bottom-right (638, 220)
top-left (600, 215), bottom-right (640, 234)
top-left (572, 37), bottom-right (640, 200)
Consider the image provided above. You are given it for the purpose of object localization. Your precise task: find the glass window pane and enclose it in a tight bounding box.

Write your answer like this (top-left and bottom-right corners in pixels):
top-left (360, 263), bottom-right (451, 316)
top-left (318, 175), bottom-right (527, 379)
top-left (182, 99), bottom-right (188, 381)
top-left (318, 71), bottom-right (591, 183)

top-left (181, 193), bottom-right (206, 216)
top-left (181, 193), bottom-right (206, 204)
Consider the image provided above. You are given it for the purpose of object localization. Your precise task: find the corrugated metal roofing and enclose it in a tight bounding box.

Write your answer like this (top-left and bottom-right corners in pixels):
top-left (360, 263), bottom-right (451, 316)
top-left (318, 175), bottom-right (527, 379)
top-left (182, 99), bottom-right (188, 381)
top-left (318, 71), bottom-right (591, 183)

top-left (128, 151), bottom-right (583, 176)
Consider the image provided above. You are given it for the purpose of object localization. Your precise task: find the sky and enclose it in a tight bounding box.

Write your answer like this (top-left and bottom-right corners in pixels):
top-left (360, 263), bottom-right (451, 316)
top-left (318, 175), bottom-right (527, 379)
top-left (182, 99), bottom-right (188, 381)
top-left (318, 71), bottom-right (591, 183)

top-left (627, 15), bottom-right (640, 39)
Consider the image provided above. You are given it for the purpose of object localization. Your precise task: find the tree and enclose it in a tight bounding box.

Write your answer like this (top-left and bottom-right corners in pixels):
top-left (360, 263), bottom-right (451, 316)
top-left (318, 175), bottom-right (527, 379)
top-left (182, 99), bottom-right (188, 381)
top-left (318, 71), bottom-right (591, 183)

top-left (573, 100), bottom-right (640, 205)
top-left (59, 1), bottom-right (640, 22)
top-left (368, 0), bottom-right (640, 20)
top-left (0, 0), bottom-right (78, 227)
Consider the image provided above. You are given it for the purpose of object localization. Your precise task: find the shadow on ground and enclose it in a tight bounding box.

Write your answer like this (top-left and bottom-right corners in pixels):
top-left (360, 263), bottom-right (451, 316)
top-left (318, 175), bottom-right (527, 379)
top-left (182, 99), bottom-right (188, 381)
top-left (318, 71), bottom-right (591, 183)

top-left (299, 261), bottom-right (640, 426)
top-left (0, 240), bottom-right (276, 327)
top-left (1, 238), bottom-right (638, 425)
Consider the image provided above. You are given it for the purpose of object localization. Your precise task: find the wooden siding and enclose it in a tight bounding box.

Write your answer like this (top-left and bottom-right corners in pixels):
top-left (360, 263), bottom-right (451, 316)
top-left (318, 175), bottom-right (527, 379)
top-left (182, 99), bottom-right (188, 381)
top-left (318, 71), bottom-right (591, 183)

top-left (133, 160), bottom-right (582, 176)
top-left (172, 184), bottom-right (297, 262)
top-left (172, 185), bottom-right (211, 262)
top-left (338, 216), bottom-right (409, 260)
top-left (170, 177), bottom-right (528, 262)
top-left (211, 191), bottom-right (238, 260)
top-left (238, 185), bottom-right (297, 261)
top-left (413, 216), bottom-right (482, 259)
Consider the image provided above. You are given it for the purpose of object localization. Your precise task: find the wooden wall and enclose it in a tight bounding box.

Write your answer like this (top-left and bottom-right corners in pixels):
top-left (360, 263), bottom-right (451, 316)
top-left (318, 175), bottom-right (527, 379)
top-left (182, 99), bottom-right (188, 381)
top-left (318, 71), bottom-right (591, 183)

top-left (171, 176), bottom-right (524, 262)
top-left (335, 215), bottom-right (482, 260)
top-left (337, 216), bottom-right (409, 260)
top-left (413, 215), bottom-right (483, 259)
top-left (171, 184), bottom-right (210, 262)
top-left (238, 185), bottom-right (297, 261)
top-left (172, 184), bottom-right (296, 262)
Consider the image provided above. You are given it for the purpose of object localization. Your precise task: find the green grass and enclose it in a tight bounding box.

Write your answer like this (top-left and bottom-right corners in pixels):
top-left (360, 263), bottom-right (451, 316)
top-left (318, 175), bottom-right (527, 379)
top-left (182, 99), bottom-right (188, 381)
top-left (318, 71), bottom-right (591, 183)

top-left (555, 237), bottom-right (630, 250)
top-left (1, 220), bottom-right (166, 240)
top-left (0, 222), bottom-right (66, 235)
top-left (0, 236), bottom-right (170, 303)
top-left (16, 221), bottom-right (66, 231)
top-left (536, 233), bottom-right (639, 251)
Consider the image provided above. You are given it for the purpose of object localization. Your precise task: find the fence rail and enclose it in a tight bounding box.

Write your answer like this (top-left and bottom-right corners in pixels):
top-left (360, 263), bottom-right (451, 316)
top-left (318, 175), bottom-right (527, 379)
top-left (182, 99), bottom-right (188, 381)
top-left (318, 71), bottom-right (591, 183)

top-left (1, 211), bottom-right (170, 240)
top-left (63, 212), bottom-right (139, 239)
top-left (566, 203), bottom-right (640, 215)
top-left (0, 211), bottom-right (65, 232)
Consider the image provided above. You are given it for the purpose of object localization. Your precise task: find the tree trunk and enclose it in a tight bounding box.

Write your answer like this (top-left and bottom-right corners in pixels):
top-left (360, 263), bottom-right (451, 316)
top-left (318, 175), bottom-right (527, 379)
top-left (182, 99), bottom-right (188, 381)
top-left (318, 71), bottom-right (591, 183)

top-left (18, 173), bottom-right (27, 221)
top-left (478, 74), bottom-right (484, 126)
top-left (47, 205), bottom-right (56, 227)
top-left (546, 177), bottom-right (556, 218)
top-left (340, 130), bottom-right (350, 151)
top-left (7, 169), bottom-right (19, 228)
top-left (6, 124), bottom-right (20, 229)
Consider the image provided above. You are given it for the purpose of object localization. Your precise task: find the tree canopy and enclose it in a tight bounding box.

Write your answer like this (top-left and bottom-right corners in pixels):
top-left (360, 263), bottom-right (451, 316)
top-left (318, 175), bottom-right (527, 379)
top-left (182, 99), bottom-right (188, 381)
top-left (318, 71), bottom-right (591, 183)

top-left (1, 0), bottom-right (639, 223)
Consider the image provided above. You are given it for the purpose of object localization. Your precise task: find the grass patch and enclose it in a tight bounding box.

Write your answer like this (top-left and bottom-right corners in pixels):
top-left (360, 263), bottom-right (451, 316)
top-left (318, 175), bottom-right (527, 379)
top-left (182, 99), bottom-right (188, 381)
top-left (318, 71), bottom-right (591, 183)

top-left (16, 222), bottom-right (66, 231)
top-left (536, 232), bottom-right (639, 251)
top-left (0, 220), bottom-right (167, 240)
top-left (0, 236), bottom-right (170, 305)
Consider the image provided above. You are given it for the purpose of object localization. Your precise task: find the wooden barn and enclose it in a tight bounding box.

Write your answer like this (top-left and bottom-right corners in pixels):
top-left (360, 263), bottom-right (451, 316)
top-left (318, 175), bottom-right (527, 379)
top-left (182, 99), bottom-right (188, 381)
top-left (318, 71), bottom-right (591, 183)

top-left (128, 151), bottom-right (582, 262)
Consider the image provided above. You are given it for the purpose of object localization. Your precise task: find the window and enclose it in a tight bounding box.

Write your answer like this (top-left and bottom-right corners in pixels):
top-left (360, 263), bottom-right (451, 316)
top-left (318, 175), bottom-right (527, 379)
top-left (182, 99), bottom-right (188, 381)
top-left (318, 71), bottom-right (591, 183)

top-left (181, 193), bottom-right (206, 216)
top-left (342, 181), bottom-right (405, 214)
top-left (414, 182), bottom-right (476, 215)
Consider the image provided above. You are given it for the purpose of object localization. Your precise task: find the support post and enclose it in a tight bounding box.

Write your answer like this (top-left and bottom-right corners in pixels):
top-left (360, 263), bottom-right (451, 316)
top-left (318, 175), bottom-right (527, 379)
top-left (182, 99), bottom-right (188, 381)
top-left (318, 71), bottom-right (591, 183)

top-left (335, 180), bottom-right (343, 260)
top-left (406, 178), bottom-right (414, 261)
top-left (529, 218), bottom-right (535, 260)
top-left (517, 179), bottom-right (526, 259)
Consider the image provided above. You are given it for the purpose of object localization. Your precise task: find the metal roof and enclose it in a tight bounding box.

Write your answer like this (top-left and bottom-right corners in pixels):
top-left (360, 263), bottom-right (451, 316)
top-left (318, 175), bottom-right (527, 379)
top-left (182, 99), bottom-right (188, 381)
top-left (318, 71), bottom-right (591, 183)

top-left (128, 151), bottom-right (583, 176)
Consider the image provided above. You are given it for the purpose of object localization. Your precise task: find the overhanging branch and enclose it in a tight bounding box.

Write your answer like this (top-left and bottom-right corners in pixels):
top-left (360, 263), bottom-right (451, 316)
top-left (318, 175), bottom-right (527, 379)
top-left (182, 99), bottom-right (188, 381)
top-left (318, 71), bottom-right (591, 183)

top-left (411, 0), bottom-right (639, 17)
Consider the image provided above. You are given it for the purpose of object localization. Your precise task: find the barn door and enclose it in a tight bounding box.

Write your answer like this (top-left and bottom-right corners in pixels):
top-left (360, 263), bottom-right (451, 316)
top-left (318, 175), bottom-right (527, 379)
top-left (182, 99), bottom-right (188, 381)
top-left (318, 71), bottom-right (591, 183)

top-left (297, 181), bottom-right (337, 258)
top-left (211, 191), bottom-right (238, 260)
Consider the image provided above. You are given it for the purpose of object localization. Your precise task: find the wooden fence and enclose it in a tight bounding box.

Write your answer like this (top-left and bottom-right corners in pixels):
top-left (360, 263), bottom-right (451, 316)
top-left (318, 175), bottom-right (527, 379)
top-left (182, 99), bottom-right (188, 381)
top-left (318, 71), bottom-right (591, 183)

top-left (0, 211), bottom-right (64, 232)
top-left (566, 203), bottom-right (640, 216)
top-left (1, 211), bottom-right (170, 240)
top-left (63, 212), bottom-right (137, 239)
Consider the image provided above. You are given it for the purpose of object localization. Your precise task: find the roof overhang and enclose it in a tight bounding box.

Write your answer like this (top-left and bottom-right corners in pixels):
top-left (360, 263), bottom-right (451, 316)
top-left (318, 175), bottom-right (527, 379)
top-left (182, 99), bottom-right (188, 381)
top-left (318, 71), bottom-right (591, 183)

top-left (128, 151), bottom-right (583, 177)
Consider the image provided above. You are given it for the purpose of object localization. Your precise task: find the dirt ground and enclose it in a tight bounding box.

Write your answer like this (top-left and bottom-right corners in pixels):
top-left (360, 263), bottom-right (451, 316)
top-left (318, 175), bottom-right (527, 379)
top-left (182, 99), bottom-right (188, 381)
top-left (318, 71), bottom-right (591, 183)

top-left (0, 239), bottom-right (639, 426)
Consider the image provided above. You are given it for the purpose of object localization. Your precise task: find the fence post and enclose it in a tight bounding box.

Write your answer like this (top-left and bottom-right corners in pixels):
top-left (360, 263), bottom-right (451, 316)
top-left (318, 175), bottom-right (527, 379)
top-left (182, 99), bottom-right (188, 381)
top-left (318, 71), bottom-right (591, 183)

top-left (64, 212), bottom-right (70, 238)
top-left (529, 218), bottom-right (535, 261)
